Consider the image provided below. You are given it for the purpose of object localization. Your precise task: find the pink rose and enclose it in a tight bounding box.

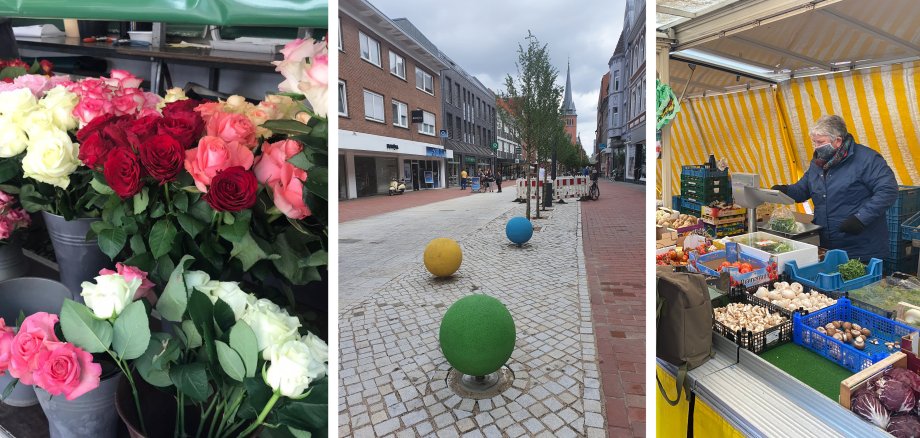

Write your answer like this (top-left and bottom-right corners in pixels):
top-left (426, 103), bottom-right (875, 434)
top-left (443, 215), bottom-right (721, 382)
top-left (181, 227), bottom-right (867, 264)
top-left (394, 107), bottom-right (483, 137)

top-left (108, 70), bottom-right (143, 89)
top-left (306, 53), bottom-right (328, 87)
top-left (270, 165), bottom-right (310, 219)
top-left (0, 82), bottom-right (24, 94)
top-left (13, 75), bottom-right (49, 98)
top-left (7, 208), bottom-right (30, 228)
top-left (194, 102), bottom-right (222, 123)
top-left (274, 59), bottom-right (305, 94)
top-left (48, 75), bottom-right (73, 89)
top-left (9, 312), bottom-right (59, 385)
top-left (0, 318), bottom-right (14, 375)
top-left (0, 218), bottom-right (13, 240)
top-left (112, 93), bottom-right (139, 116)
top-left (33, 342), bottom-right (101, 400)
top-left (73, 98), bottom-right (113, 126)
top-left (184, 136), bottom-right (254, 192)
top-left (206, 112), bottom-right (257, 149)
top-left (254, 139), bottom-right (302, 185)
top-left (98, 263), bottom-right (157, 305)
top-left (280, 38), bottom-right (324, 62)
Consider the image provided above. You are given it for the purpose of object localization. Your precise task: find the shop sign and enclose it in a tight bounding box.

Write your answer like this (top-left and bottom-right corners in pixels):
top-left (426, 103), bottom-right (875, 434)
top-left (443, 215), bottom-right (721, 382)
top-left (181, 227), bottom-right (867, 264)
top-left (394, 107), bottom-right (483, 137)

top-left (411, 110), bottom-right (424, 123)
top-left (515, 146), bottom-right (522, 155)
top-left (424, 171), bottom-right (434, 184)
top-left (491, 142), bottom-right (498, 151)
top-left (464, 156), bottom-right (476, 164)
top-left (386, 143), bottom-right (399, 150)
top-left (426, 147), bottom-right (446, 158)
top-left (439, 130), bottom-right (448, 138)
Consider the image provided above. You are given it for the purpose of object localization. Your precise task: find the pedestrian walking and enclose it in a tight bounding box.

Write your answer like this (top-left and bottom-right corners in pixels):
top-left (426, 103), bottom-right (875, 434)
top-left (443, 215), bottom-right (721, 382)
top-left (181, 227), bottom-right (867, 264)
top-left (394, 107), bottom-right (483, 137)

top-left (460, 169), bottom-right (468, 190)
top-left (496, 170), bottom-right (503, 193)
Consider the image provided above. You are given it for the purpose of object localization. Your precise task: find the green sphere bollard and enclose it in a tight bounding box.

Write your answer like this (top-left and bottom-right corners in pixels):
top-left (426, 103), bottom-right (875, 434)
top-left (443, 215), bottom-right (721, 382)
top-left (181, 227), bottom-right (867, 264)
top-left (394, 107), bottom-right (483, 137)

top-left (439, 295), bottom-right (516, 376)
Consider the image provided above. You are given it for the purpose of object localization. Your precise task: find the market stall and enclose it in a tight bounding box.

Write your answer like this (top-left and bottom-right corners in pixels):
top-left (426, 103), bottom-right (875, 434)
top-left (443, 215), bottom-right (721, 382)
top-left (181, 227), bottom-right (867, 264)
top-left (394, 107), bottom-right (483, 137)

top-left (0, 4), bottom-right (329, 438)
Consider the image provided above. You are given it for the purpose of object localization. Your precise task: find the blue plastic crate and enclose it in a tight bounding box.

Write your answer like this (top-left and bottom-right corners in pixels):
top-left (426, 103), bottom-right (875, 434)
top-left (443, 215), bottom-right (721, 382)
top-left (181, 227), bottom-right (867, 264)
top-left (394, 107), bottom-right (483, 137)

top-left (784, 249), bottom-right (883, 293)
top-left (793, 297), bottom-right (917, 373)
top-left (904, 211), bottom-right (920, 241)
top-left (888, 186), bottom-right (920, 220)
top-left (680, 198), bottom-right (702, 216)
top-left (681, 164), bottom-right (728, 179)
top-left (689, 242), bottom-right (777, 287)
top-left (671, 195), bottom-right (681, 210)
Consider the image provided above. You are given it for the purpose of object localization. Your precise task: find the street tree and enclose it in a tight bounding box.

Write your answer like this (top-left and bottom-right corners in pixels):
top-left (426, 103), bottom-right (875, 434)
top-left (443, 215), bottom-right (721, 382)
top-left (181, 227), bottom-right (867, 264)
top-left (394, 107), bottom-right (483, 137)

top-left (501, 31), bottom-right (562, 219)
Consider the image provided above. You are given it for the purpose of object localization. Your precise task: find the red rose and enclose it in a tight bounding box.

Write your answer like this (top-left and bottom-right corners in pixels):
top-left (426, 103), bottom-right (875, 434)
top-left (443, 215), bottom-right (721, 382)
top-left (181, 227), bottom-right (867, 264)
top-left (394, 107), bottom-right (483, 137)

top-left (103, 147), bottom-right (142, 199)
top-left (162, 99), bottom-right (201, 117)
top-left (76, 113), bottom-right (115, 143)
top-left (157, 114), bottom-right (202, 149)
top-left (126, 114), bottom-right (161, 146)
top-left (100, 116), bottom-right (133, 150)
top-left (139, 134), bottom-right (184, 184)
top-left (39, 59), bottom-right (53, 76)
top-left (78, 132), bottom-right (111, 169)
top-left (204, 166), bottom-right (257, 212)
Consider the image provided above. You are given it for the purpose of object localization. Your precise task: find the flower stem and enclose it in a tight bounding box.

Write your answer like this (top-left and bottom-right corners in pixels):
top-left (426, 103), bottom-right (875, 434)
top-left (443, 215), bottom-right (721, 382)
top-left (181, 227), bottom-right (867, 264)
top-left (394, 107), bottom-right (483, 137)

top-left (239, 391), bottom-right (281, 437)
top-left (196, 392), bottom-right (220, 438)
top-left (164, 184), bottom-right (172, 212)
top-left (217, 388), bottom-right (245, 438)
top-left (108, 354), bottom-right (148, 437)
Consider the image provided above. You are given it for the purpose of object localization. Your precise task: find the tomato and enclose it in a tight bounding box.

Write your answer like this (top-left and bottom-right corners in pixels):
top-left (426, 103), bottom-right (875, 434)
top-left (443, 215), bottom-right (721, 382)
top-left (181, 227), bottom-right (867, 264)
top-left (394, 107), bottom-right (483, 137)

top-left (740, 263), bottom-right (752, 271)
top-left (721, 261), bottom-right (731, 268)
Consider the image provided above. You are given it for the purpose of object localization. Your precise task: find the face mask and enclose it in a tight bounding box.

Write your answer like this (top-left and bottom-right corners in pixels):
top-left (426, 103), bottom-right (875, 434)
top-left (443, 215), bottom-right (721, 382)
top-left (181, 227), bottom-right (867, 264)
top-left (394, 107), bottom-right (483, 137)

top-left (814, 142), bottom-right (835, 160)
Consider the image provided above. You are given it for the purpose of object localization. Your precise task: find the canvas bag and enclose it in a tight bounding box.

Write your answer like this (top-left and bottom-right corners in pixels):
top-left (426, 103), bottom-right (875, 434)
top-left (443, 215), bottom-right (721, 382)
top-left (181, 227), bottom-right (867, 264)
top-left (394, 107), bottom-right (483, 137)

top-left (656, 265), bottom-right (713, 406)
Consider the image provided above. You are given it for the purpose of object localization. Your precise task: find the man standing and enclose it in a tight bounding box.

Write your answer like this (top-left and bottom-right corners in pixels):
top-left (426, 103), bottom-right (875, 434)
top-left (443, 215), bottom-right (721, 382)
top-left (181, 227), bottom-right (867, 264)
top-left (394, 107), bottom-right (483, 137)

top-left (460, 169), bottom-right (468, 190)
top-left (496, 170), bottom-right (503, 193)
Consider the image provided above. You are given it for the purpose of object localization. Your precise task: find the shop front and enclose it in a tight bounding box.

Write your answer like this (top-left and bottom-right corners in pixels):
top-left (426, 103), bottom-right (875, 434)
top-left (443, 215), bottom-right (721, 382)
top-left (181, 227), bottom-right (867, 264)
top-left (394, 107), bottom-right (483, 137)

top-left (339, 131), bottom-right (450, 199)
top-left (444, 139), bottom-right (497, 187)
top-left (625, 142), bottom-right (645, 184)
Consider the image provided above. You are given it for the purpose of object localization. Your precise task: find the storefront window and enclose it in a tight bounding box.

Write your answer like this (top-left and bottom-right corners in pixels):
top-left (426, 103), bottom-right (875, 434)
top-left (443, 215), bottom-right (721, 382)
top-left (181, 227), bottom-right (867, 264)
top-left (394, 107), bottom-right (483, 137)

top-left (354, 156), bottom-right (398, 197)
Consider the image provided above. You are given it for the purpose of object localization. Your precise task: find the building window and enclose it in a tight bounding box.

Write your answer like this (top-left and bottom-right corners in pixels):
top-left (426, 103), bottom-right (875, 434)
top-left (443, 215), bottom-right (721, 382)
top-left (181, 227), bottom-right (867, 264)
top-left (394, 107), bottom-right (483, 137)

top-left (359, 32), bottom-right (381, 67)
top-left (392, 100), bottom-right (408, 128)
top-left (456, 116), bottom-right (462, 140)
top-left (613, 71), bottom-right (620, 91)
top-left (419, 111), bottom-right (435, 136)
top-left (416, 68), bottom-right (434, 95)
top-left (338, 20), bottom-right (343, 51)
top-left (389, 52), bottom-right (405, 79)
top-left (338, 81), bottom-right (348, 116)
top-left (363, 90), bottom-right (384, 122)
top-left (446, 78), bottom-right (452, 104)
top-left (455, 84), bottom-right (460, 105)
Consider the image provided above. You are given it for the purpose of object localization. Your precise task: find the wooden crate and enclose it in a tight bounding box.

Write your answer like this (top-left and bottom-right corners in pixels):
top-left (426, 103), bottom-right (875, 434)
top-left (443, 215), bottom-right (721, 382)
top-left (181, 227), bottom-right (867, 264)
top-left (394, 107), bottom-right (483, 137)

top-left (839, 351), bottom-right (906, 409)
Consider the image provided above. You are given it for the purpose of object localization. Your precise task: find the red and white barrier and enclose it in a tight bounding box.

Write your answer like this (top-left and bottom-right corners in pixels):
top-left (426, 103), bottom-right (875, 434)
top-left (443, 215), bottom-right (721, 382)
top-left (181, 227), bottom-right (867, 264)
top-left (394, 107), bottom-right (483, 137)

top-left (515, 177), bottom-right (588, 200)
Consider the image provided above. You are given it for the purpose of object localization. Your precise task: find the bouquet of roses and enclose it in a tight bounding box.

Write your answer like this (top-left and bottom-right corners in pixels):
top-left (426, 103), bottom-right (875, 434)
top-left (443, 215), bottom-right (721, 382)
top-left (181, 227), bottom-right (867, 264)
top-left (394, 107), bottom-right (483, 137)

top-left (0, 190), bottom-right (30, 241)
top-left (0, 312), bottom-right (102, 402)
top-left (0, 58), bottom-right (54, 83)
top-left (59, 256), bottom-right (328, 437)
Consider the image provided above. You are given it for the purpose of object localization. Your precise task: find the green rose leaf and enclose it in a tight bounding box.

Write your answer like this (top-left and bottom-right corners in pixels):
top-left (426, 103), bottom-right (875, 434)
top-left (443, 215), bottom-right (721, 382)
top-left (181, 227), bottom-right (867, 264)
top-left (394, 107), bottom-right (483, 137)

top-left (123, 252), bottom-right (156, 274)
top-left (219, 210), bottom-right (251, 243)
top-left (136, 333), bottom-right (174, 387)
top-left (112, 300), bottom-right (151, 360)
top-left (155, 255), bottom-right (176, 288)
top-left (169, 362), bottom-right (212, 403)
top-left (273, 231), bottom-right (322, 285)
top-left (213, 298), bottom-right (236, 334)
top-left (150, 203), bottom-right (166, 218)
top-left (89, 175), bottom-right (115, 195)
top-left (181, 320), bottom-right (202, 349)
top-left (156, 255), bottom-right (195, 322)
top-left (173, 190), bottom-right (189, 212)
top-left (97, 228), bottom-right (127, 260)
top-left (231, 233), bottom-right (268, 271)
top-left (149, 219), bottom-right (177, 259)
top-left (239, 377), bottom-right (274, 420)
top-left (177, 213), bottom-right (207, 239)
top-left (276, 379), bottom-right (328, 435)
top-left (229, 321), bottom-right (258, 378)
top-left (304, 250), bottom-right (327, 267)
top-left (261, 119), bottom-right (311, 136)
top-left (287, 152), bottom-right (312, 171)
top-left (60, 300), bottom-right (113, 353)
top-left (188, 289), bottom-right (219, 372)
top-left (133, 187), bottom-right (149, 215)
top-left (0, 159), bottom-right (21, 185)
top-left (215, 340), bottom-right (246, 382)
top-left (129, 234), bottom-right (146, 254)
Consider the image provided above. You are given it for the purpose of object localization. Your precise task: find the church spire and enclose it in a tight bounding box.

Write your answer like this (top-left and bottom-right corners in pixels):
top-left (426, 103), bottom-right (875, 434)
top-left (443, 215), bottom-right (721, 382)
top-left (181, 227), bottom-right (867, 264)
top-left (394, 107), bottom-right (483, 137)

top-left (562, 60), bottom-right (576, 116)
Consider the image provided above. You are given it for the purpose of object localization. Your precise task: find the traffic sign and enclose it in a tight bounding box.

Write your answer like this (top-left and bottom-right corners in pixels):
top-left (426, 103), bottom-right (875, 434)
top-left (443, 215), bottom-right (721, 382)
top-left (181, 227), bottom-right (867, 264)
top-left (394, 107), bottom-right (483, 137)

top-left (440, 129), bottom-right (448, 138)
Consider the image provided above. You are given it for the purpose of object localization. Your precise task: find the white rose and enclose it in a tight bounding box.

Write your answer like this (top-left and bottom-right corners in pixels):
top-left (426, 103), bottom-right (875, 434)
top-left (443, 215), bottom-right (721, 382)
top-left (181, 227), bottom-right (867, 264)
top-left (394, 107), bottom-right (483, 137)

top-left (301, 332), bottom-right (328, 364)
top-left (20, 108), bottom-right (56, 140)
top-left (301, 84), bottom-right (327, 118)
top-left (265, 339), bottom-right (326, 398)
top-left (241, 298), bottom-right (301, 360)
top-left (0, 88), bottom-right (38, 117)
top-left (200, 281), bottom-right (255, 320)
top-left (183, 270), bottom-right (211, 291)
top-left (22, 130), bottom-right (80, 189)
top-left (39, 86), bottom-right (79, 131)
top-left (0, 115), bottom-right (28, 157)
top-left (157, 87), bottom-right (188, 110)
top-left (80, 274), bottom-right (142, 319)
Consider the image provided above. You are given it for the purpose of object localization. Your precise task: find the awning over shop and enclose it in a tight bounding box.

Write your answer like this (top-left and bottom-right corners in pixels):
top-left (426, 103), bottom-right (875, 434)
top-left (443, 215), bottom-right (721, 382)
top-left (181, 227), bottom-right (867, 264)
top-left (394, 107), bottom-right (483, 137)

top-left (0, 0), bottom-right (326, 27)
top-left (444, 139), bottom-right (496, 158)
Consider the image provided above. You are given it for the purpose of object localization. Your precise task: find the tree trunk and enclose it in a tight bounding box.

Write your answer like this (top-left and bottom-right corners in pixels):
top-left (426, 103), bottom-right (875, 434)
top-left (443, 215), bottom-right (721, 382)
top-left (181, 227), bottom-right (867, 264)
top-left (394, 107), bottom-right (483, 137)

top-left (525, 155), bottom-right (531, 220)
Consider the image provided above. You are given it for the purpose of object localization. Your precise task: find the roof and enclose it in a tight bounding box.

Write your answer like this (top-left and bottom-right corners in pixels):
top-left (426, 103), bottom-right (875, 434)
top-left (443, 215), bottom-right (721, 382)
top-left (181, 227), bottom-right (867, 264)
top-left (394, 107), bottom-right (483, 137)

top-left (562, 62), bottom-right (577, 115)
top-left (341, 0), bottom-right (446, 72)
top-left (391, 18), bottom-right (439, 55)
top-left (444, 139), bottom-right (496, 157)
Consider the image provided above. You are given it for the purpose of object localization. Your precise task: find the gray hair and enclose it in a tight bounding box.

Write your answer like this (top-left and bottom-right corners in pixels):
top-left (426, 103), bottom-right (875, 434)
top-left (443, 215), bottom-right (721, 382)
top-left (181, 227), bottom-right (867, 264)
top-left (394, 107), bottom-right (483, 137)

top-left (810, 115), bottom-right (848, 140)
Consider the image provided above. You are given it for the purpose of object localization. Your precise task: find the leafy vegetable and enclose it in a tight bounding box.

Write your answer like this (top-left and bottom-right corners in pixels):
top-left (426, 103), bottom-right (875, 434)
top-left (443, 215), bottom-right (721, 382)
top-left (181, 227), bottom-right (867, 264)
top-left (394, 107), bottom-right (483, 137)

top-left (853, 390), bottom-right (891, 429)
top-left (769, 217), bottom-right (797, 234)
top-left (879, 379), bottom-right (918, 413)
top-left (888, 415), bottom-right (920, 438)
top-left (773, 242), bottom-right (794, 254)
top-left (838, 259), bottom-right (867, 281)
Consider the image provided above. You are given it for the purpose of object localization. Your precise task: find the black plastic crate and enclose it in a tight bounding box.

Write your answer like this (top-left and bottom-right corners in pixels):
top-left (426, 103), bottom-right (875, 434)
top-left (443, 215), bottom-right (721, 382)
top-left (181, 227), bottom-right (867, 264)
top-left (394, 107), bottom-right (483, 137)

top-left (712, 290), bottom-right (793, 354)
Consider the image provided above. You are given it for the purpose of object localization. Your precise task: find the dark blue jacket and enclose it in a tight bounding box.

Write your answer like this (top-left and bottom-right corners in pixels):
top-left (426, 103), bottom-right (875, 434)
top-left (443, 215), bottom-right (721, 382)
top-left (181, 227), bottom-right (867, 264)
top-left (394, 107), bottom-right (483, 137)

top-left (785, 135), bottom-right (898, 262)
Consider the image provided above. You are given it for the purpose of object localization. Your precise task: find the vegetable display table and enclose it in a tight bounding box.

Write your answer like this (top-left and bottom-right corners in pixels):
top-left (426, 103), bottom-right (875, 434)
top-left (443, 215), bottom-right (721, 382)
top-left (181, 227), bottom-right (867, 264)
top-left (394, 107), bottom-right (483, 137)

top-left (657, 334), bottom-right (887, 437)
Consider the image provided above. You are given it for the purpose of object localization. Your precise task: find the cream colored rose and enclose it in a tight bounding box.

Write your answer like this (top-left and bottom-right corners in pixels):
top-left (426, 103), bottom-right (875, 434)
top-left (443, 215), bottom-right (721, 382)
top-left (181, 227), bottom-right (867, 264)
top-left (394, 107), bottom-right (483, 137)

top-left (183, 270), bottom-right (211, 291)
top-left (200, 281), bottom-right (255, 320)
top-left (301, 332), bottom-right (328, 364)
top-left (241, 298), bottom-right (301, 360)
top-left (225, 95), bottom-right (250, 113)
top-left (0, 88), bottom-right (38, 118)
top-left (39, 86), bottom-right (79, 131)
top-left (301, 85), bottom-right (327, 118)
top-left (80, 274), bottom-right (142, 319)
top-left (159, 87), bottom-right (188, 108)
top-left (294, 112), bottom-right (311, 125)
top-left (20, 108), bottom-right (56, 140)
top-left (0, 115), bottom-right (29, 157)
top-left (22, 130), bottom-right (80, 189)
top-left (265, 339), bottom-right (326, 397)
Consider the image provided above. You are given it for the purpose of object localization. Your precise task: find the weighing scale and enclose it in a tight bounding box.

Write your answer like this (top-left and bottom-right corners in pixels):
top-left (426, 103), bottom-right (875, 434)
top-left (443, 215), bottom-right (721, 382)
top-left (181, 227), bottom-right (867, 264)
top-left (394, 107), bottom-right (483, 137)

top-left (731, 173), bottom-right (797, 234)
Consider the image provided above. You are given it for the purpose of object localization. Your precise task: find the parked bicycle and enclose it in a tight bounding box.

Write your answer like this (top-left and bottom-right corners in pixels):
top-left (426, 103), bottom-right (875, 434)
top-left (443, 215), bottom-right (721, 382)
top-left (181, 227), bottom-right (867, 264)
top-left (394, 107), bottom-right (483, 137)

top-left (585, 169), bottom-right (600, 200)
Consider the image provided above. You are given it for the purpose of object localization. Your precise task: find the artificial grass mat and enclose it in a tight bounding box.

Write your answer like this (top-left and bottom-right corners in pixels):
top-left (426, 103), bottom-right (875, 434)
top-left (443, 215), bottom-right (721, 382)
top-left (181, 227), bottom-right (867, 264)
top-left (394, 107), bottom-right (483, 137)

top-left (760, 343), bottom-right (854, 401)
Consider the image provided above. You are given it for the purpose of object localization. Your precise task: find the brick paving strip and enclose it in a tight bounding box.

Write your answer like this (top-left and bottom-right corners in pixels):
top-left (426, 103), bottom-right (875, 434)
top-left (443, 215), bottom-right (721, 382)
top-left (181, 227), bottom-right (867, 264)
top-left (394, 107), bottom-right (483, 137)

top-left (340, 187), bottom-right (486, 223)
top-left (339, 194), bottom-right (608, 437)
top-left (580, 180), bottom-right (647, 438)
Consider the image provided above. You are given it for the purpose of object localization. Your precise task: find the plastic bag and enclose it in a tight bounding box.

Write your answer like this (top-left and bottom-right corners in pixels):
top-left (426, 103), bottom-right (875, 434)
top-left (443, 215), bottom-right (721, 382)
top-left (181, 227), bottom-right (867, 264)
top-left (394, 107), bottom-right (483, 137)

top-left (768, 204), bottom-right (797, 234)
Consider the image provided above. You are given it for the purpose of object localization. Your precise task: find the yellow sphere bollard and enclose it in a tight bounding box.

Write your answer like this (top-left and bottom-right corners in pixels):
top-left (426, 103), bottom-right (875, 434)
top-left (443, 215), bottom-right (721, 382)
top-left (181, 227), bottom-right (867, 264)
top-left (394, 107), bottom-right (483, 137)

top-left (424, 238), bottom-right (462, 277)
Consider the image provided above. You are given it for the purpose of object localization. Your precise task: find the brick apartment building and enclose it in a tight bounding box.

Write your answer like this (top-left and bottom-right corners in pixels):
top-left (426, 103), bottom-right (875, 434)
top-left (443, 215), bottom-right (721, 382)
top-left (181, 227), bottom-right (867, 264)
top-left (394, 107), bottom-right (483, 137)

top-left (338, 0), bottom-right (450, 199)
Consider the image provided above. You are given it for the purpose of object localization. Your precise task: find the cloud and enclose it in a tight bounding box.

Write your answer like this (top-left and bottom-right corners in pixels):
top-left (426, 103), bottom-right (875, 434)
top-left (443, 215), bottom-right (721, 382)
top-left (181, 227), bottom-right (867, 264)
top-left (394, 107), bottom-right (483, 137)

top-left (367, 0), bottom-right (629, 155)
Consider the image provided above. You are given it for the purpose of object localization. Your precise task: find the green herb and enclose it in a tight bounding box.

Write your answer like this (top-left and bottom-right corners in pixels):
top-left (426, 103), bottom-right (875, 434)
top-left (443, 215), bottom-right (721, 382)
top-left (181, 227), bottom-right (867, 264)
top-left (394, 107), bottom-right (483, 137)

top-left (770, 217), bottom-right (797, 234)
top-left (773, 242), bottom-right (794, 254)
top-left (838, 259), bottom-right (867, 281)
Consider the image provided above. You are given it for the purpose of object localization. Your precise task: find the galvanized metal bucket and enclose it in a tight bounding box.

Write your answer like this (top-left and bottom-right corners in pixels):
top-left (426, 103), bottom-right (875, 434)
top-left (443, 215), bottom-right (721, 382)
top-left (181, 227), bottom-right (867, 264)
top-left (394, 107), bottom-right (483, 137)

top-left (36, 373), bottom-right (122, 438)
top-left (41, 212), bottom-right (112, 300)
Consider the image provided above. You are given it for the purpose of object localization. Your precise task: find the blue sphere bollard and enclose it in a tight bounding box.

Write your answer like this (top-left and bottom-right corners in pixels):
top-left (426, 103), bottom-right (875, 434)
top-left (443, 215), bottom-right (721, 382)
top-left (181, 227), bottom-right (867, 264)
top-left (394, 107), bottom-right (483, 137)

top-left (505, 216), bottom-right (533, 246)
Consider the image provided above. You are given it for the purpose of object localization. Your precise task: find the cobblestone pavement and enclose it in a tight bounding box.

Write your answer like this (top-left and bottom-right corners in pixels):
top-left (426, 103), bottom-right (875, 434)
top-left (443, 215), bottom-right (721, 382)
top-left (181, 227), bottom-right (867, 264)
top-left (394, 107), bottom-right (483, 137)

top-left (340, 186), bottom-right (478, 223)
top-left (581, 180), bottom-right (646, 438)
top-left (339, 191), bottom-right (607, 437)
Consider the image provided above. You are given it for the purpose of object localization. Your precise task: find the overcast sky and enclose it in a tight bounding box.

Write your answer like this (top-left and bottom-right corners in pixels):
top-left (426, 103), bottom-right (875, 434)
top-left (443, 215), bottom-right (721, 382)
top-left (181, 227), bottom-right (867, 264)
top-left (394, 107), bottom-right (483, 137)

top-left (367, 0), bottom-right (627, 155)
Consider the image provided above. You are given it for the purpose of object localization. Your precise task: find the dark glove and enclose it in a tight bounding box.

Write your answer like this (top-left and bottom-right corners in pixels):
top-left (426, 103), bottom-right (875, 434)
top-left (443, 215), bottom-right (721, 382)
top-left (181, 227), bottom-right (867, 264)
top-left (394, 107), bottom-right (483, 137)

top-left (839, 215), bottom-right (865, 234)
top-left (771, 184), bottom-right (788, 194)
